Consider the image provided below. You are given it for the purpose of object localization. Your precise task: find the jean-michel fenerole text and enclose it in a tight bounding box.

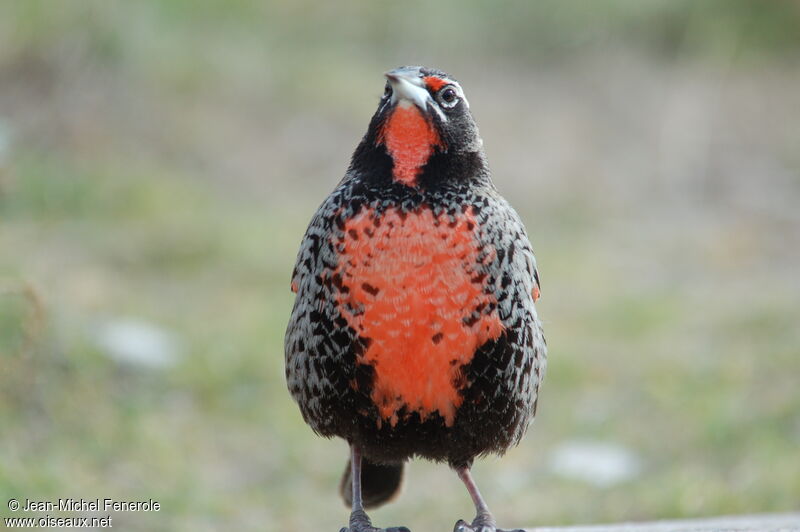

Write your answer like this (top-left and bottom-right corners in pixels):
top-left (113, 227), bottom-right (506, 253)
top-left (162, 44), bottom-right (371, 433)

top-left (21, 498), bottom-right (160, 512)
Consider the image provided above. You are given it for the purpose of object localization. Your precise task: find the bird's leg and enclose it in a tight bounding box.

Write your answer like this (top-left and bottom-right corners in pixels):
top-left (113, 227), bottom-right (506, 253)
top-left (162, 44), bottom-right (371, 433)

top-left (452, 466), bottom-right (523, 532)
top-left (339, 445), bottom-right (410, 532)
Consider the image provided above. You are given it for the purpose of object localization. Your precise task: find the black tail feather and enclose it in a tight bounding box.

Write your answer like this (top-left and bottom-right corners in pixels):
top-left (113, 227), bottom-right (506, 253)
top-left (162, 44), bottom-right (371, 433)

top-left (340, 457), bottom-right (404, 509)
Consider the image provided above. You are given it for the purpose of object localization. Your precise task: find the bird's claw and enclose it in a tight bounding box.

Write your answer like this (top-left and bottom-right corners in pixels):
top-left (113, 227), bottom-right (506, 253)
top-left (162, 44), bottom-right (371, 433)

top-left (453, 518), bottom-right (524, 532)
top-left (341, 510), bottom-right (410, 532)
top-left (340, 527), bottom-right (410, 532)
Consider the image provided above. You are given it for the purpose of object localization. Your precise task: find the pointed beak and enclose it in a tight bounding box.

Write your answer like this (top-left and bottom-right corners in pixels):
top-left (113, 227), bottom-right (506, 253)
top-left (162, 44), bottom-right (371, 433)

top-left (385, 68), bottom-right (434, 112)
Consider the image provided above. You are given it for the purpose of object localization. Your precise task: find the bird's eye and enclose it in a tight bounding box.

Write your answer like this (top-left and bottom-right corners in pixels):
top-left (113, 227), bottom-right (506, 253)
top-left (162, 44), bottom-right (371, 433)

top-left (383, 83), bottom-right (393, 99)
top-left (437, 86), bottom-right (459, 108)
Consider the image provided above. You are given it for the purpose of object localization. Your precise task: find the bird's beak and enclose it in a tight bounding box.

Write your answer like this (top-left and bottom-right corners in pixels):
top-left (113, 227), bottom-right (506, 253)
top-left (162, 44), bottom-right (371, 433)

top-left (385, 68), bottom-right (434, 112)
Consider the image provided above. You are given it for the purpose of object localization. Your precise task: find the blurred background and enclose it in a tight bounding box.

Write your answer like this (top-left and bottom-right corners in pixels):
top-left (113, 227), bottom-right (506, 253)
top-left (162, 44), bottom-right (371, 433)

top-left (1, 1), bottom-right (799, 530)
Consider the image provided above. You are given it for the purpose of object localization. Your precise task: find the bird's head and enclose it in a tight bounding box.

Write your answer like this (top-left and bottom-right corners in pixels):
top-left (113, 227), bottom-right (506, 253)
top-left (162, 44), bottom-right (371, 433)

top-left (350, 66), bottom-right (487, 188)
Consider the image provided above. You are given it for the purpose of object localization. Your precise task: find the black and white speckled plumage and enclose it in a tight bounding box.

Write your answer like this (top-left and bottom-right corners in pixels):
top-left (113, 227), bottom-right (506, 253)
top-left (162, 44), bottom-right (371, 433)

top-left (285, 170), bottom-right (545, 468)
top-left (284, 67), bottom-right (547, 526)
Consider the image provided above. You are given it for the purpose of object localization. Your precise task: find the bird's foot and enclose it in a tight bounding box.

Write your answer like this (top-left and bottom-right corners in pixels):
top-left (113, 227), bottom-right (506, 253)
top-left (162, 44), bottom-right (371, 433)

top-left (453, 513), bottom-right (523, 532)
top-left (339, 509), bottom-right (410, 532)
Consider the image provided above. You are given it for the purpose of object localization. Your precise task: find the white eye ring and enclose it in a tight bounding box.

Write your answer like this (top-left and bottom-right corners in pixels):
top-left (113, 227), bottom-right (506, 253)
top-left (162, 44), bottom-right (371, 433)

top-left (437, 86), bottom-right (460, 109)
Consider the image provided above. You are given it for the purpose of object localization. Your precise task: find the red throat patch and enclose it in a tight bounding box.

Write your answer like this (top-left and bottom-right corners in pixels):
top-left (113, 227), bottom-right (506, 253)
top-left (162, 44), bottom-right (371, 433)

top-left (378, 106), bottom-right (443, 186)
top-left (332, 206), bottom-right (504, 427)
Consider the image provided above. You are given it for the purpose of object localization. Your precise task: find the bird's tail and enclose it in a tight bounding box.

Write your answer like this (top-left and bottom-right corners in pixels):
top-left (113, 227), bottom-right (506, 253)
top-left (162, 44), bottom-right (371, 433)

top-left (339, 457), bottom-right (405, 509)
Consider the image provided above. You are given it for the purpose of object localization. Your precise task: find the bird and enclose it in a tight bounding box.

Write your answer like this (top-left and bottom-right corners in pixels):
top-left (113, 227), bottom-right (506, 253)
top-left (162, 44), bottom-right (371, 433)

top-left (285, 66), bottom-right (546, 532)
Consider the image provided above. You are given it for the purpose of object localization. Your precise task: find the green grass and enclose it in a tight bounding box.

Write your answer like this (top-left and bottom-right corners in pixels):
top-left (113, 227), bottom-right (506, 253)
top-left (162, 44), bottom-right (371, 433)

top-left (1, 1), bottom-right (799, 530)
top-left (2, 142), bottom-right (798, 530)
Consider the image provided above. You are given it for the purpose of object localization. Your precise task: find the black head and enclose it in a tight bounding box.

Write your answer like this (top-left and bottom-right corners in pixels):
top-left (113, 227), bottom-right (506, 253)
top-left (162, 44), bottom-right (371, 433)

top-left (349, 66), bottom-right (488, 189)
